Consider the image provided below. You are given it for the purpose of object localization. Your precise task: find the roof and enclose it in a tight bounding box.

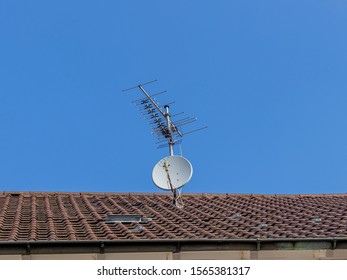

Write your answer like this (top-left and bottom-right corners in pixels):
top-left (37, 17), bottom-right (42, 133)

top-left (0, 192), bottom-right (346, 242)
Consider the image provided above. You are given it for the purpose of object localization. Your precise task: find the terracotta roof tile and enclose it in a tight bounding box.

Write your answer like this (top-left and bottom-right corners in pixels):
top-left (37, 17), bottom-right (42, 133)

top-left (0, 192), bottom-right (346, 241)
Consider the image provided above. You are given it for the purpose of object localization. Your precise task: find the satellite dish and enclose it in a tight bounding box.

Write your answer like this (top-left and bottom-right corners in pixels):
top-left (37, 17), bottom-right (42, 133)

top-left (152, 156), bottom-right (193, 191)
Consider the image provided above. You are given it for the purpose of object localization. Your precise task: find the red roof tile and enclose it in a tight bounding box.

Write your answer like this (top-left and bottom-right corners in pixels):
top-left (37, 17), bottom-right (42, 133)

top-left (0, 192), bottom-right (346, 241)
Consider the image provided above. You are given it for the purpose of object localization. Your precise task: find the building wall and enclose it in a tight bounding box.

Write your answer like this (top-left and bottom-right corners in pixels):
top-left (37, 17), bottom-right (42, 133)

top-left (177, 249), bottom-right (347, 260)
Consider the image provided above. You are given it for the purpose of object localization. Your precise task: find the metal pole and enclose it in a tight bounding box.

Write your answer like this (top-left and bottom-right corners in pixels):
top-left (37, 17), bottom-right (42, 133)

top-left (164, 105), bottom-right (177, 205)
top-left (164, 105), bottom-right (174, 156)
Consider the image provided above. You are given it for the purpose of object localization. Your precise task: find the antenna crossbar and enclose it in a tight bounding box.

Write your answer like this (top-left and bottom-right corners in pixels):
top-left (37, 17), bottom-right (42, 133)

top-left (122, 80), bottom-right (157, 92)
top-left (132, 91), bottom-right (167, 104)
top-left (183, 126), bottom-right (208, 136)
top-left (174, 119), bottom-right (197, 127)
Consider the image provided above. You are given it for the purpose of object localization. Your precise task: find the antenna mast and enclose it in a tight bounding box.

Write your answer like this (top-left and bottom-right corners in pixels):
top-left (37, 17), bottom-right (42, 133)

top-left (123, 80), bottom-right (207, 207)
top-left (164, 105), bottom-right (174, 156)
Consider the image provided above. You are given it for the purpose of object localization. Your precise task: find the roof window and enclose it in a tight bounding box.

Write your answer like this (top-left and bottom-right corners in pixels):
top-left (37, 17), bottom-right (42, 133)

top-left (104, 214), bottom-right (152, 224)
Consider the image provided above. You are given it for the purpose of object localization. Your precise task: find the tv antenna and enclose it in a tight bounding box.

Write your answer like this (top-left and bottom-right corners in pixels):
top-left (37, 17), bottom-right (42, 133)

top-left (123, 80), bottom-right (207, 207)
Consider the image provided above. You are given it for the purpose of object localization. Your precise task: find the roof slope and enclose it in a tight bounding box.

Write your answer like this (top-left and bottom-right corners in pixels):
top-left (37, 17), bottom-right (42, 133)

top-left (0, 192), bottom-right (346, 241)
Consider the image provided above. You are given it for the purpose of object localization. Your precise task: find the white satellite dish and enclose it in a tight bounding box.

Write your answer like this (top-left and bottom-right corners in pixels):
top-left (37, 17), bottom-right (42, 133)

top-left (152, 156), bottom-right (193, 191)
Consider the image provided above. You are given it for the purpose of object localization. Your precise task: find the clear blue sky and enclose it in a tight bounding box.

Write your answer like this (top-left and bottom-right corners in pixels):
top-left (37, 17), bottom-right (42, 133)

top-left (0, 1), bottom-right (346, 194)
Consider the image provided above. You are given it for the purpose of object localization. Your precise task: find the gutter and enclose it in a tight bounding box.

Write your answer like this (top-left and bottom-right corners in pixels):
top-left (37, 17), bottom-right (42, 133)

top-left (0, 238), bottom-right (346, 255)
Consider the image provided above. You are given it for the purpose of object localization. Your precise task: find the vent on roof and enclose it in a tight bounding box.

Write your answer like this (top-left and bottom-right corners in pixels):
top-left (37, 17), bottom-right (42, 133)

top-left (131, 225), bottom-right (144, 232)
top-left (257, 223), bottom-right (268, 228)
top-left (311, 218), bottom-right (322, 223)
top-left (104, 214), bottom-right (152, 224)
top-left (230, 213), bottom-right (242, 219)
